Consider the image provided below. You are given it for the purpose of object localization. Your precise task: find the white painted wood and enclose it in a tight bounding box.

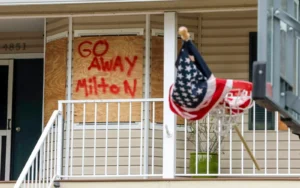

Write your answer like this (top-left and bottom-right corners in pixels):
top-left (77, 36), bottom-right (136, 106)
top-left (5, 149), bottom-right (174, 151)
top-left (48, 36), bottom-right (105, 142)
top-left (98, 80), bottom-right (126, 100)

top-left (64, 16), bottom-right (73, 178)
top-left (74, 28), bottom-right (144, 37)
top-left (5, 60), bottom-right (13, 181)
top-left (46, 31), bottom-right (68, 42)
top-left (143, 14), bottom-right (151, 177)
top-left (42, 18), bottom-right (46, 129)
top-left (0, 53), bottom-right (43, 59)
top-left (0, 0), bottom-right (169, 6)
top-left (0, 9), bottom-right (257, 20)
top-left (0, 60), bottom-right (13, 181)
top-left (163, 12), bottom-right (177, 179)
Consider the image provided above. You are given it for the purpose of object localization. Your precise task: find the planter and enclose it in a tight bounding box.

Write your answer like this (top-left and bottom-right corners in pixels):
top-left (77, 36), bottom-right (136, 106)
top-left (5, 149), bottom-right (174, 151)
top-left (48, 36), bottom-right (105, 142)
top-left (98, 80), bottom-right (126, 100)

top-left (189, 152), bottom-right (218, 178)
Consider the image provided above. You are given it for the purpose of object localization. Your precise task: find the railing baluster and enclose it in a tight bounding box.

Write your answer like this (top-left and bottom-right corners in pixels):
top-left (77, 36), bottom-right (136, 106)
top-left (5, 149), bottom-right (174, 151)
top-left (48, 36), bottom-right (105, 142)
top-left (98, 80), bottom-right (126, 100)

top-left (241, 113), bottom-right (244, 174)
top-left (218, 119), bottom-right (221, 175)
top-left (42, 142), bottom-right (45, 188)
top-left (39, 151), bottom-right (42, 188)
top-left (70, 103), bottom-right (74, 176)
top-left (229, 120), bottom-right (232, 175)
top-left (46, 134), bottom-right (50, 184)
top-left (105, 103), bottom-right (109, 176)
top-left (288, 128), bottom-right (291, 174)
top-left (265, 108), bottom-right (267, 174)
top-left (128, 102), bottom-right (132, 175)
top-left (117, 102), bottom-right (120, 175)
top-left (82, 103), bottom-right (86, 176)
top-left (252, 102), bottom-right (256, 174)
top-left (50, 126), bottom-right (54, 179)
top-left (26, 173), bottom-right (28, 188)
top-left (195, 120), bottom-right (199, 175)
top-left (206, 113), bottom-right (210, 175)
top-left (94, 102), bottom-right (97, 176)
top-left (275, 111), bottom-right (279, 174)
top-left (35, 155), bottom-right (38, 188)
top-left (151, 102), bottom-right (155, 175)
top-left (184, 118), bottom-right (187, 175)
top-left (54, 117), bottom-right (58, 179)
top-left (31, 163), bottom-right (33, 188)
top-left (140, 102), bottom-right (143, 175)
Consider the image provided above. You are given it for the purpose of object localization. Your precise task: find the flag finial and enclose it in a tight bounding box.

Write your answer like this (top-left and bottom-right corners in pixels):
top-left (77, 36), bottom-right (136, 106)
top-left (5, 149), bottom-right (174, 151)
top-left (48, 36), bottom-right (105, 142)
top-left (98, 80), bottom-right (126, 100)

top-left (178, 26), bottom-right (190, 41)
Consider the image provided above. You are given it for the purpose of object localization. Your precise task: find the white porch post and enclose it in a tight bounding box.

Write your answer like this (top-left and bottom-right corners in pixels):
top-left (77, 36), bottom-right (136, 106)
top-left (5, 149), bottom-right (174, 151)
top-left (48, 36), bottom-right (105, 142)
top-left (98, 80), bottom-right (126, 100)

top-left (64, 16), bottom-right (73, 178)
top-left (163, 11), bottom-right (177, 179)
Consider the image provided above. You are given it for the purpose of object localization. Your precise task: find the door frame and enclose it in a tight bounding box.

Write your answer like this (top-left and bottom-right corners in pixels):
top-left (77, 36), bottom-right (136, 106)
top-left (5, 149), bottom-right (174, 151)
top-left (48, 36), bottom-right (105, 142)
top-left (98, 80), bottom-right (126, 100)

top-left (0, 53), bottom-right (43, 181)
top-left (0, 59), bottom-right (13, 181)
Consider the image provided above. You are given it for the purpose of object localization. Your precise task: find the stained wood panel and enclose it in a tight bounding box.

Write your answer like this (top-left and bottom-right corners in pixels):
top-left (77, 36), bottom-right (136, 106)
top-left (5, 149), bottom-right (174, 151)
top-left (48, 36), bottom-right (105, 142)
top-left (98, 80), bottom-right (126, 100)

top-left (150, 36), bottom-right (184, 124)
top-left (0, 32), bottom-right (43, 54)
top-left (44, 38), bottom-right (68, 124)
top-left (72, 36), bottom-right (144, 123)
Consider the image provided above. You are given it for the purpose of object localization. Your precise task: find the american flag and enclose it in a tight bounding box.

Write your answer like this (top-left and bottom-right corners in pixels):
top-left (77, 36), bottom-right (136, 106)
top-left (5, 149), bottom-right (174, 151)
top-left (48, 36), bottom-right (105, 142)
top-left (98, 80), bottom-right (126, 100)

top-left (169, 40), bottom-right (233, 121)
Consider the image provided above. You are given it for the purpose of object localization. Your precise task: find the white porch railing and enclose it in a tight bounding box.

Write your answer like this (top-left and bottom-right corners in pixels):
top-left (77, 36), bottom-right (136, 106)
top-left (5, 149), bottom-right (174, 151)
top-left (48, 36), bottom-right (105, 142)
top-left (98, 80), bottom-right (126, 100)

top-left (58, 98), bottom-right (164, 178)
top-left (14, 110), bottom-right (62, 188)
top-left (175, 102), bottom-right (300, 177)
top-left (14, 99), bottom-right (300, 188)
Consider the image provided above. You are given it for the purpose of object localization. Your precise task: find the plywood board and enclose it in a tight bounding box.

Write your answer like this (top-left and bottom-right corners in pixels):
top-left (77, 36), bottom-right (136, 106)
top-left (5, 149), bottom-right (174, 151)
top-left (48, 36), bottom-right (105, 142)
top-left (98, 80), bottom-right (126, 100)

top-left (150, 36), bottom-right (184, 124)
top-left (44, 38), bottom-right (67, 124)
top-left (72, 36), bottom-right (144, 123)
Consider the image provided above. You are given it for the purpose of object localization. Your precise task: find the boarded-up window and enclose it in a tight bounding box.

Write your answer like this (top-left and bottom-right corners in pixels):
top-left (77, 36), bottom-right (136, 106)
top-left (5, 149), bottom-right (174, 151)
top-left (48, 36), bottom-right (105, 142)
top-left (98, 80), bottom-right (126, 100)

top-left (150, 36), bottom-right (184, 125)
top-left (72, 36), bottom-right (144, 123)
top-left (44, 38), bottom-right (67, 124)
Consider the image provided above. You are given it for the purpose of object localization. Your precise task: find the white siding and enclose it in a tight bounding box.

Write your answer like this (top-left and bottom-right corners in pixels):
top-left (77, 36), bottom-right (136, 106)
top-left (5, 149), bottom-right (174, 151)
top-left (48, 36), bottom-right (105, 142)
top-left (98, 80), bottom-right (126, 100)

top-left (43, 10), bottom-right (300, 177)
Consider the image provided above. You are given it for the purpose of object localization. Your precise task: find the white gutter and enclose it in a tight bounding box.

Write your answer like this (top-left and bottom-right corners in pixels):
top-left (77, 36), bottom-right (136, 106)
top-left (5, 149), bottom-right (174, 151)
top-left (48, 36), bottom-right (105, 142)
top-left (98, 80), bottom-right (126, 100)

top-left (0, 0), bottom-right (171, 6)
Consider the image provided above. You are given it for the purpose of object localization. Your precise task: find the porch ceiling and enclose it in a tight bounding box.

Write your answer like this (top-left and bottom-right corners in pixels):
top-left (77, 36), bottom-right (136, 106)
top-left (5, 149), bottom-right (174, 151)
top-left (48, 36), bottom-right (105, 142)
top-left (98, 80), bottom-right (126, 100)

top-left (0, 0), bottom-right (257, 18)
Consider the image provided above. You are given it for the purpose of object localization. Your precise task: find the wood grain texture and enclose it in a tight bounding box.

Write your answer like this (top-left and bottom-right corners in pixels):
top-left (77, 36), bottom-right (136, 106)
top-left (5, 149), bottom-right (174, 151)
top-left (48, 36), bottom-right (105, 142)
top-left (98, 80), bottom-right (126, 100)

top-left (44, 38), bottom-right (67, 124)
top-left (150, 36), bottom-right (184, 124)
top-left (72, 36), bottom-right (144, 123)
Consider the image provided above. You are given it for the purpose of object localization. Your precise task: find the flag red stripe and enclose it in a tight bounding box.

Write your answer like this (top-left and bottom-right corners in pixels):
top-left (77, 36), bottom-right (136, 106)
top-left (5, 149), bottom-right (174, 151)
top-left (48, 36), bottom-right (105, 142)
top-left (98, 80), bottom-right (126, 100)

top-left (169, 78), bottom-right (232, 120)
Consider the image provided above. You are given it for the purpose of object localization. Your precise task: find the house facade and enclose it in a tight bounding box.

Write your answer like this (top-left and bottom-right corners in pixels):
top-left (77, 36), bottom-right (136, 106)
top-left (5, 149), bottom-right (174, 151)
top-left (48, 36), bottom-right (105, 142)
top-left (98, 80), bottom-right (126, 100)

top-left (0, 0), bottom-right (299, 187)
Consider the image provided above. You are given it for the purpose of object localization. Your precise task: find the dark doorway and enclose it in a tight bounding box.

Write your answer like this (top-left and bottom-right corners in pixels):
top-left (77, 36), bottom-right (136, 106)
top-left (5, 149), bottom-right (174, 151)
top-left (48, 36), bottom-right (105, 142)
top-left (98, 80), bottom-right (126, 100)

top-left (0, 64), bottom-right (9, 180)
top-left (10, 59), bottom-right (43, 180)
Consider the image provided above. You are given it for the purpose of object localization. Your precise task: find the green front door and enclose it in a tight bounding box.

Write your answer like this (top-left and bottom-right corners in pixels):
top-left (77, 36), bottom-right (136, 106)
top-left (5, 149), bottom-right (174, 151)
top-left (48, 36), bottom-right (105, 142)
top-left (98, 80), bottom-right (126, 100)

top-left (0, 60), bottom-right (13, 181)
top-left (10, 59), bottom-right (44, 180)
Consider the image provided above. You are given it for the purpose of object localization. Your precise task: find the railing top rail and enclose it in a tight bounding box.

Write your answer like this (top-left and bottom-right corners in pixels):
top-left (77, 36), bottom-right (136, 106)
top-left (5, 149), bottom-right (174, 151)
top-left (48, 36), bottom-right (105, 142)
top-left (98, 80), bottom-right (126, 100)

top-left (58, 98), bottom-right (164, 104)
top-left (14, 110), bottom-right (60, 188)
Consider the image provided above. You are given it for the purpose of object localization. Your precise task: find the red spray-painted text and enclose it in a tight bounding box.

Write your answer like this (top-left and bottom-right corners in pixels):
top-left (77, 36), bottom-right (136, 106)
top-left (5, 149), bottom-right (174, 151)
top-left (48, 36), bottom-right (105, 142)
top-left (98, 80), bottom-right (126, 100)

top-left (75, 40), bottom-right (139, 98)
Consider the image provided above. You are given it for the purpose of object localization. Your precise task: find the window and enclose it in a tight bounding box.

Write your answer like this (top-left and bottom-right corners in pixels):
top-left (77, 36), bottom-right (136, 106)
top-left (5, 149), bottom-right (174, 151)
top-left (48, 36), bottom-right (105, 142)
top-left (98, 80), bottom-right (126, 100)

top-left (248, 32), bottom-right (275, 130)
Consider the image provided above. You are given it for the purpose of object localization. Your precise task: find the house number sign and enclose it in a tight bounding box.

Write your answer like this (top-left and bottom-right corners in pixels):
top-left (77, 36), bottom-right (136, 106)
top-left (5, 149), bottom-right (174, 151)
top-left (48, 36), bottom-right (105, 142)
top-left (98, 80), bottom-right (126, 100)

top-left (2, 43), bottom-right (26, 51)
